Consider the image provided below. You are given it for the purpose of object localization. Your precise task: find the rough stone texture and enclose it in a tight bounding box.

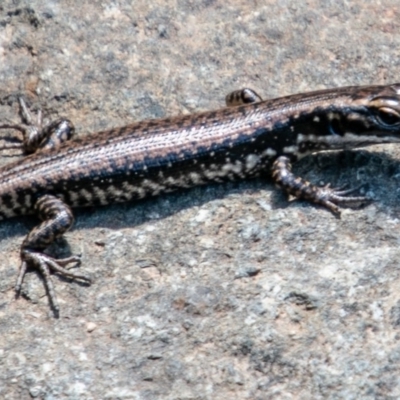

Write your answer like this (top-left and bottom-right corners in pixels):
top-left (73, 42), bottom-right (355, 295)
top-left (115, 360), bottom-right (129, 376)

top-left (1, 1), bottom-right (400, 399)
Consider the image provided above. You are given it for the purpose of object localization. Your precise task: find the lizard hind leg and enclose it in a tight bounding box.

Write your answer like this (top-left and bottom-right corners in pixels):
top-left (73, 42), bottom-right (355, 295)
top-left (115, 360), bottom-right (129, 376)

top-left (17, 194), bottom-right (91, 312)
top-left (0, 98), bottom-right (75, 154)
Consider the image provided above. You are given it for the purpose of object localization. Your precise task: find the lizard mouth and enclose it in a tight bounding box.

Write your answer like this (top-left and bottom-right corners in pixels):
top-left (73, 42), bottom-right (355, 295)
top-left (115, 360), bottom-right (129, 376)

top-left (297, 132), bottom-right (400, 152)
top-left (336, 132), bottom-right (400, 149)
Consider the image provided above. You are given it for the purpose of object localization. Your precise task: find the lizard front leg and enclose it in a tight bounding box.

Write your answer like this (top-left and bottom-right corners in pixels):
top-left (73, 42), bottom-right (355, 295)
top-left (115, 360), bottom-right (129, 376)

top-left (272, 156), bottom-right (368, 215)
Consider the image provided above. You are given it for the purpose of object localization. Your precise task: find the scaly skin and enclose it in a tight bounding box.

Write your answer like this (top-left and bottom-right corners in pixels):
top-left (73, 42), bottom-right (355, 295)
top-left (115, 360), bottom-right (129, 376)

top-left (1, 84), bottom-right (400, 313)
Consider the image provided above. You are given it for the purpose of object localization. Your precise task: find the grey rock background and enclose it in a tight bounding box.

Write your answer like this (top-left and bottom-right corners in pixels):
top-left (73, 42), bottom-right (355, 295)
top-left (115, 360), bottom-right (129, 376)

top-left (1, 1), bottom-right (400, 399)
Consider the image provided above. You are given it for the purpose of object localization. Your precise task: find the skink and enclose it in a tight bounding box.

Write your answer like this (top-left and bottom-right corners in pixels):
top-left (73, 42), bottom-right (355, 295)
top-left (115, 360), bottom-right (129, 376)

top-left (1, 83), bottom-right (400, 312)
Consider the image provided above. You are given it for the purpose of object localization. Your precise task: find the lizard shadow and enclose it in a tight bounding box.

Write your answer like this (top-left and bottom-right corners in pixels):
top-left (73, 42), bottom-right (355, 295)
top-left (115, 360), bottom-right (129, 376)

top-left (271, 149), bottom-right (400, 215)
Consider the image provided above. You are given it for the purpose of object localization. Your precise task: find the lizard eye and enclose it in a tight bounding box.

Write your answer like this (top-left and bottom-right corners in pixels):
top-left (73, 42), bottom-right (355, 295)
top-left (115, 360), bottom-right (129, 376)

top-left (376, 107), bottom-right (400, 126)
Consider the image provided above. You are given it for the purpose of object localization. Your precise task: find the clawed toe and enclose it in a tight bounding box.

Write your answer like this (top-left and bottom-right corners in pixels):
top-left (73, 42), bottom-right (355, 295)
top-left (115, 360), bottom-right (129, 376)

top-left (315, 184), bottom-right (369, 215)
top-left (17, 250), bottom-right (91, 311)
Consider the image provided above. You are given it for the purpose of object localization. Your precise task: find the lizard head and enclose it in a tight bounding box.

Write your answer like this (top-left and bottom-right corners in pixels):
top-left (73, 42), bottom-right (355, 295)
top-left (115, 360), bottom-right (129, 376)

top-left (297, 84), bottom-right (400, 152)
top-left (338, 83), bottom-right (400, 145)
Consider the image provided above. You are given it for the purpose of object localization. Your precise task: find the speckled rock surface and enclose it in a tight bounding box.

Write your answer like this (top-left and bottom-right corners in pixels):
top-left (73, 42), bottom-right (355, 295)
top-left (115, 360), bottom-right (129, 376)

top-left (1, 1), bottom-right (400, 399)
